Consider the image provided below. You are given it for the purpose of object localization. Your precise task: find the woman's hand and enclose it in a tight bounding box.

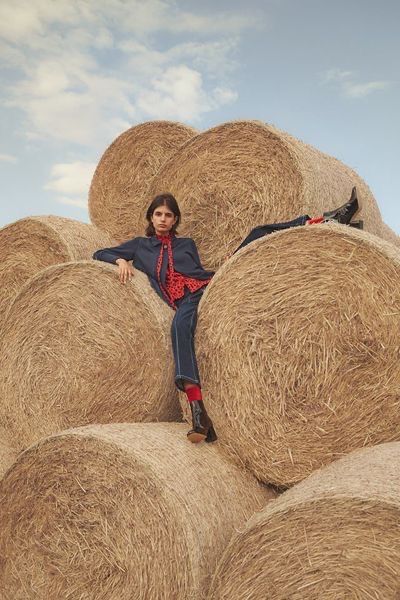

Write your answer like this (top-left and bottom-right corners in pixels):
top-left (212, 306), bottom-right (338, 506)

top-left (116, 259), bottom-right (135, 284)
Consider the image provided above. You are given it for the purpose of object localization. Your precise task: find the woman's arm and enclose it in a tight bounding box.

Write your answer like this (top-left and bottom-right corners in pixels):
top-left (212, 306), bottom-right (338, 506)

top-left (93, 238), bottom-right (139, 284)
top-left (188, 239), bottom-right (204, 268)
top-left (93, 238), bottom-right (139, 264)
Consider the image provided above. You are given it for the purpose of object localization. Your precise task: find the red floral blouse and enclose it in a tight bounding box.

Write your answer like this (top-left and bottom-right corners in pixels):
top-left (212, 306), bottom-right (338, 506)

top-left (156, 234), bottom-right (211, 309)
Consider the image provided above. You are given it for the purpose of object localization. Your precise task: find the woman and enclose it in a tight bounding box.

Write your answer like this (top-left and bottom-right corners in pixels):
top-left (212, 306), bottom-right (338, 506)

top-left (93, 188), bottom-right (359, 444)
top-left (93, 193), bottom-right (217, 444)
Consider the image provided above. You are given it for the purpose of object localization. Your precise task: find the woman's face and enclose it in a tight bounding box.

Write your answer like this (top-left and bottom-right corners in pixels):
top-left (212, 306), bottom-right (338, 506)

top-left (151, 204), bottom-right (177, 236)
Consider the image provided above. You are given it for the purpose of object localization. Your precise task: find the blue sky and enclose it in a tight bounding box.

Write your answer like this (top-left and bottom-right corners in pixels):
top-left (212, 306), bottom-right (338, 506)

top-left (1, 0), bottom-right (399, 232)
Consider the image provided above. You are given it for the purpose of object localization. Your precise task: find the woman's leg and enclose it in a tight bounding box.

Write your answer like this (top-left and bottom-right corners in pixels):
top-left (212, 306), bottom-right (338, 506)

top-left (233, 214), bottom-right (310, 254)
top-left (171, 291), bottom-right (217, 443)
top-left (233, 187), bottom-right (360, 255)
top-left (171, 291), bottom-right (202, 391)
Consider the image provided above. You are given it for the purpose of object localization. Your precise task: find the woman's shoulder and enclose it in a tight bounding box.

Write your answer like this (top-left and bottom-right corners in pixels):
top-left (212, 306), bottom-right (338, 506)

top-left (133, 236), bottom-right (155, 245)
top-left (174, 236), bottom-right (196, 244)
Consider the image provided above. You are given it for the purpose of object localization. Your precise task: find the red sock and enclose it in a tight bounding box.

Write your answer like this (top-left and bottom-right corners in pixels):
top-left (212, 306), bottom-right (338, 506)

top-left (306, 216), bottom-right (324, 225)
top-left (185, 385), bottom-right (202, 402)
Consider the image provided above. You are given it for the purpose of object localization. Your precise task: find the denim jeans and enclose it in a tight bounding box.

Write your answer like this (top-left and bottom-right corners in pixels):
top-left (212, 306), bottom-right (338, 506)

top-left (171, 288), bottom-right (204, 391)
top-left (234, 215), bottom-right (310, 254)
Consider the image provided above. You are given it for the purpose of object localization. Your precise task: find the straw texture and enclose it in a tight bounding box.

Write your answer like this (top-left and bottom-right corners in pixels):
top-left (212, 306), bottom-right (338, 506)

top-left (193, 223), bottom-right (400, 486)
top-left (0, 261), bottom-right (179, 453)
top-left (381, 221), bottom-right (400, 248)
top-left (0, 426), bottom-right (16, 479)
top-left (147, 120), bottom-right (388, 270)
top-left (0, 215), bottom-right (114, 330)
top-left (209, 442), bottom-right (400, 599)
top-left (0, 422), bottom-right (275, 600)
top-left (89, 121), bottom-right (197, 241)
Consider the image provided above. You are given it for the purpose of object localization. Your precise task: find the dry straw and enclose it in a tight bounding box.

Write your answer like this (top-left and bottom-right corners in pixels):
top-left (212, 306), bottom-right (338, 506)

top-left (147, 120), bottom-right (391, 271)
top-left (381, 221), bottom-right (400, 248)
top-left (209, 442), bottom-right (400, 600)
top-left (0, 215), bottom-right (114, 330)
top-left (89, 120), bottom-right (197, 242)
top-left (0, 422), bottom-right (275, 600)
top-left (194, 223), bottom-right (400, 487)
top-left (0, 426), bottom-right (16, 479)
top-left (0, 261), bottom-right (180, 453)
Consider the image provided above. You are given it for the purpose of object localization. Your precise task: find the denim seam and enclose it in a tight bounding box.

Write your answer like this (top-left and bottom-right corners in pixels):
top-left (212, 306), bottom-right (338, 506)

top-left (188, 309), bottom-right (197, 378)
top-left (173, 317), bottom-right (181, 376)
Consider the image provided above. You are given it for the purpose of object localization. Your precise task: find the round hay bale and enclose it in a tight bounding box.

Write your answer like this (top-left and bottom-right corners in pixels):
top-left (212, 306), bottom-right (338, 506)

top-left (0, 215), bottom-right (114, 330)
top-left (0, 261), bottom-right (180, 452)
top-left (89, 121), bottom-right (197, 241)
top-left (381, 221), bottom-right (400, 248)
top-left (147, 120), bottom-right (387, 270)
top-left (193, 223), bottom-right (400, 487)
top-left (0, 422), bottom-right (275, 600)
top-left (209, 442), bottom-right (400, 599)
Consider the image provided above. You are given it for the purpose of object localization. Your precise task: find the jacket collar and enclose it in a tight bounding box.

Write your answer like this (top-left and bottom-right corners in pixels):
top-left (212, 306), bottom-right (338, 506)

top-left (150, 235), bottom-right (160, 246)
top-left (149, 234), bottom-right (177, 246)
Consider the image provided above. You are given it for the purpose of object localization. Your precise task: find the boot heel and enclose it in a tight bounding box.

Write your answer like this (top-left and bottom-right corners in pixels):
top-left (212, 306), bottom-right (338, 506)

top-left (187, 429), bottom-right (207, 443)
top-left (205, 424), bottom-right (218, 443)
top-left (349, 220), bottom-right (364, 229)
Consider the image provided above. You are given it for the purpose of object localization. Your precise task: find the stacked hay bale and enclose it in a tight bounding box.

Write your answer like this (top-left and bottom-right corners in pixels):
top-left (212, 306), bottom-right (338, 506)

top-left (0, 263), bottom-right (179, 453)
top-left (0, 422), bottom-right (275, 599)
top-left (89, 120), bottom-right (197, 241)
top-left (0, 216), bottom-right (114, 330)
top-left (147, 120), bottom-right (393, 270)
top-left (381, 221), bottom-right (400, 247)
top-left (190, 223), bottom-right (400, 487)
top-left (209, 442), bottom-right (400, 599)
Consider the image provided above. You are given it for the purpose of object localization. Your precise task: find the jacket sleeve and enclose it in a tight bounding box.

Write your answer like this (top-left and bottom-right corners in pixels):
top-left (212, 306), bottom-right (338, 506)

top-left (189, 239), bottom-right (215, 275)
top-left (93, 237), bottom-right (139, 264)
top-left (188, 239), bottom-right (204, 269)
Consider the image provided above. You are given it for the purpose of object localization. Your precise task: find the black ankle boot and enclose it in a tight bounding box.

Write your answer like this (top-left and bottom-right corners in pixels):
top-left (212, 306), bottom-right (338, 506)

top-left (323, 186), bottom-right (359, 224)
top-left (187, 400), bottom-right (218, 444)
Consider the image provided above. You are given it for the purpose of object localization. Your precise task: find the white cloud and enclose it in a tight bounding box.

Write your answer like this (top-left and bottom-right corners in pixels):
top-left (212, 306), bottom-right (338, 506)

top-left (45, 161), bottom-right (96, 195)
top-left (0, 153), bottom-right (18, 164)
top-left (213, 87), bottom-right (238, 105)
top-left (45, 161), bottom-right (95, 209)
top-left (0, 3), bottom-right (46, 43)
top-left (0, 0), bottom-right (80, 44)
top-left (121, 38), bottom-right (238, 80)
top-left (137, 65), bottom-right (237, 121)
top-left (7, 52), bottom-right (136, 145)
top-left (56, 196), bottom-right (88, 208)
top-left (322, 68), bottom-right (391, 98)
top-left (0, 0), bottom-right (259, 46)
top-left (166, 40), bottom-right (239, 79)
top-left (163, 10), bottom-right (259, 35)
top-left (0, 41), bottom-right (26, 69)
top-left (101, 0), bottom-right (260, 37)
top-left (137, 65), bottom-right (208, 121)
top-left (322, 68), bottom-right (353, 84)
top-left (0, 0), bottom-right (258, 147)
top-left (344, 81), bottom-right (391, 98)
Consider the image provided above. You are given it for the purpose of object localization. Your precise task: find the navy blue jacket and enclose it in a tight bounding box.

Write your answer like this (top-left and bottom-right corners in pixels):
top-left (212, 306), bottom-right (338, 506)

top-left (93, 236), bottom-right (214, 308)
